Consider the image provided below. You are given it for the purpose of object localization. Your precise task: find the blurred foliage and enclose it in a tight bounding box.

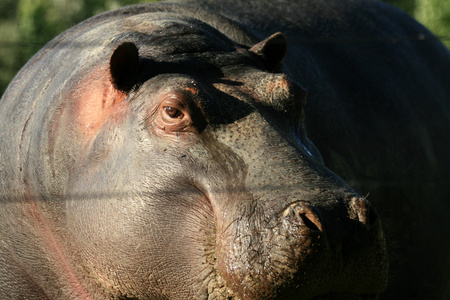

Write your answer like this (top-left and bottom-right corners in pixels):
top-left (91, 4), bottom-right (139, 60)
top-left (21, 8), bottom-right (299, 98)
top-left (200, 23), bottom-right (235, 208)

top-left (386, 0), bottom-right (450, 48)
top-left (1, 0), bottom-right (450, 97)
top-left (384, 0), bottom-right (417, 14)
top-left (415, 0), bottom-right (450, 44)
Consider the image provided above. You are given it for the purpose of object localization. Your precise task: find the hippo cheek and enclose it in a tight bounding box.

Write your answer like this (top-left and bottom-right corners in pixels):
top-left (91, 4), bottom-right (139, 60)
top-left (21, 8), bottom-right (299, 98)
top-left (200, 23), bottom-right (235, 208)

top-left (64, 140), bottom-right (219, 298)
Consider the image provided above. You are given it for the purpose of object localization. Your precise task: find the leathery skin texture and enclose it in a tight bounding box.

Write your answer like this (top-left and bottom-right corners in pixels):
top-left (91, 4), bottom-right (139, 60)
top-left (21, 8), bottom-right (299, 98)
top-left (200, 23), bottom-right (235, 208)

top-left (1, 0), bottom-right (449, 299)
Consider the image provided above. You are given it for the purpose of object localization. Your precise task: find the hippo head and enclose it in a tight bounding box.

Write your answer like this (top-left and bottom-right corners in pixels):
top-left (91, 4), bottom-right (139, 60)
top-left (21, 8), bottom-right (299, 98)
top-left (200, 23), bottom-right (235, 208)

top-left (38, 13), bottom-right (387, 299)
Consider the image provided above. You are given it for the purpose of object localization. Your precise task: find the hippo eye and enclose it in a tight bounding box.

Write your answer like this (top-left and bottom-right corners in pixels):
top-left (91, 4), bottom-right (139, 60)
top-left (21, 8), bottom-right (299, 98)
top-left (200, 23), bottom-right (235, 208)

top-left (153, 92), bottom-right (197, 134)
top-left (164, 106), bottom-right (184, 119)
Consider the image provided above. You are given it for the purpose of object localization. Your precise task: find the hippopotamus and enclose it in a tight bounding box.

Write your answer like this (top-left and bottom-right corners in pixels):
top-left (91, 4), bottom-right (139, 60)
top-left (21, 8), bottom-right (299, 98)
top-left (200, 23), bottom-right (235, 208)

top-left (1, 0), bottom-right (449, 299)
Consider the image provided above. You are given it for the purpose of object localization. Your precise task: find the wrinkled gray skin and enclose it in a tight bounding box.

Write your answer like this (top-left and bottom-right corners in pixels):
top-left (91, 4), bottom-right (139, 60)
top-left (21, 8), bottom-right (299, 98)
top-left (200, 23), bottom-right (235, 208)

top-left (0, 0), bottom-right (449, 299)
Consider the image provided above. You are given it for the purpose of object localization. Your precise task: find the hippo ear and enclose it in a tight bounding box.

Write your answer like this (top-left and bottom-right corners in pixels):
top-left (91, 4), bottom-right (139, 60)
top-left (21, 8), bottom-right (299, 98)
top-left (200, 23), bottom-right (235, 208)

top-left (110, 42), bottom-right (139, 92)
top-left (249, 32), bottom-right (287, 72)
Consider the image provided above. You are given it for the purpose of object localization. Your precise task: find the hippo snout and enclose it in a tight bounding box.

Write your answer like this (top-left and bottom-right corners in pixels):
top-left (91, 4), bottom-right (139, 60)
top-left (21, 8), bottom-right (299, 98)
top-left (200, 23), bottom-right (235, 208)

top-left (281, 196), bottom-right (385, 252)
top-left (274, 196), bottom-right (388, 298)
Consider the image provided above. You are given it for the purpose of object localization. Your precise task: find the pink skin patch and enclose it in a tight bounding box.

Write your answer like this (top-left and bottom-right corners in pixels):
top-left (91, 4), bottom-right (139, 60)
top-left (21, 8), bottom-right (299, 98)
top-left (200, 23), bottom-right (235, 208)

top-left (38, 65), bottom-right (131, 297)
top-left (70, 65), bottom-right (128, 139)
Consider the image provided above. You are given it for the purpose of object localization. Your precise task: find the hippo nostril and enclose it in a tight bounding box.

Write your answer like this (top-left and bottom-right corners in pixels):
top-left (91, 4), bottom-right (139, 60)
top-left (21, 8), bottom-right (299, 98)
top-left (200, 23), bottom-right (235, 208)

top-left (292, 204), bottom-right (324, 232)
top-left (299, 212), bottom-right (321, 232)
top-left (349, 197), bottom-right (379, 226)
top-left (283, 203), bottom-right (324, 232)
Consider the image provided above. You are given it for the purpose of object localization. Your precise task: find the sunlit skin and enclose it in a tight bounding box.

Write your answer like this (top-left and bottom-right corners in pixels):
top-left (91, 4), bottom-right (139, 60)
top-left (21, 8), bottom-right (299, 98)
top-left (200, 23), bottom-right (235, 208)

top-left (1, 0), bottom-right (450, 299)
